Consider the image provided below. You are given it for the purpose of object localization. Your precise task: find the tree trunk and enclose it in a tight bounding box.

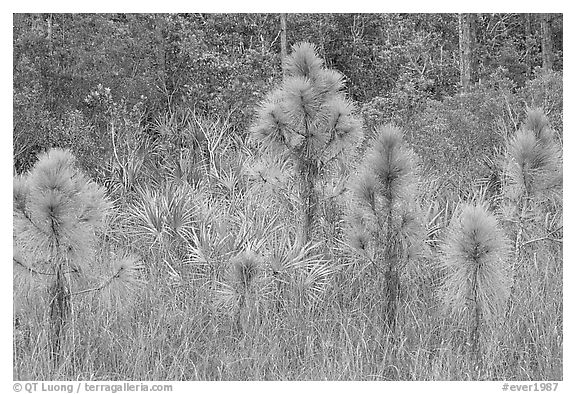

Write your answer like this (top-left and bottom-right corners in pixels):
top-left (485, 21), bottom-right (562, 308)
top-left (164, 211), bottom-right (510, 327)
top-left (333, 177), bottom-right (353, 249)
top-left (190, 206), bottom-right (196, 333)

top-left (280, 13), bottom-right (287, 77)
top-left (540, 13), bottom-right (553, 71)
top-left (524, 14), bottom-right (534, 73)
top-left (470, 14), bottom-right (478, 83)
top-left (49, 264), bottom-right (71, 365)
top-left (458, 13), bottom-right (475, 91)
top-left (524, 13), bottom-right (532, 37)
top-left (154, 15), bottom-right (168, 108)
top-left (46, 14), bottom-right (53, 54)
top-left (300, 164), bottom-right (317, 248)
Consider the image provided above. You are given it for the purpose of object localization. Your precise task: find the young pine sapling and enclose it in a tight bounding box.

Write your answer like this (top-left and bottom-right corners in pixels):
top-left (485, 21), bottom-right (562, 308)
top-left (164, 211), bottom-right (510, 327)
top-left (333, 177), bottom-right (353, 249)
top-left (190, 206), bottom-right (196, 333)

top-left (348, 125), bottom-right (425, 331)
top-left (250, 42), bottom-right (363, 247)
top-left (13, 149), bottom-right (143, 362)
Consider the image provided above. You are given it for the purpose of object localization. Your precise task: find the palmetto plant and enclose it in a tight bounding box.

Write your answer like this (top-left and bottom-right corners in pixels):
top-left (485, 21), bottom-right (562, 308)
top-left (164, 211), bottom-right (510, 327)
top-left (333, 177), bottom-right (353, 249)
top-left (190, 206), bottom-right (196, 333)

top-left (124, 182), bottom-right (206, 282)
top-left (13, 149), bottom-right (143, 362)
top-left (250, 42), bottom-right (363, 247)
top-left (348, 125), bottom-right (425, 331)
top-left (440, 203), bottom-right (511, 368)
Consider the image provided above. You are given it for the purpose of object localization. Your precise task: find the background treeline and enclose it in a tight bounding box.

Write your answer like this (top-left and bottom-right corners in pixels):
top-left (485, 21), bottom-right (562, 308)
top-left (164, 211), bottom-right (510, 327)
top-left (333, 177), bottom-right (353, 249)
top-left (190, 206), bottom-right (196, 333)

top-left (13, 13), bottom-right (563, 184)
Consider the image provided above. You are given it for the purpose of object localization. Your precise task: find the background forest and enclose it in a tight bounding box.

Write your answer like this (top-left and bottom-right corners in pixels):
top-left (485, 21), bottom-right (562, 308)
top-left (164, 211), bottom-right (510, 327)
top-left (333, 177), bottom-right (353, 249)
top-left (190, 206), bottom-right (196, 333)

top-left (13, 13), bottom-right (563, 381)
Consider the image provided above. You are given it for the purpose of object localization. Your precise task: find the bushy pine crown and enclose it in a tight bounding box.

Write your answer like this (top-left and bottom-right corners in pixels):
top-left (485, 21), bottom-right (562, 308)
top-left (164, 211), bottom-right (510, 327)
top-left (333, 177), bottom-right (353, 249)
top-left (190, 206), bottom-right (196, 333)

top-left (523, 107), bottom-right (554, 142)
top-left (250, 42), bottom-right (363, 167)
top-left (348, 125), bottom-right (424, 259)
top-left (13, 148), bottom-right (112, 273)
top-left (504, 108), bottom-right (562, 201)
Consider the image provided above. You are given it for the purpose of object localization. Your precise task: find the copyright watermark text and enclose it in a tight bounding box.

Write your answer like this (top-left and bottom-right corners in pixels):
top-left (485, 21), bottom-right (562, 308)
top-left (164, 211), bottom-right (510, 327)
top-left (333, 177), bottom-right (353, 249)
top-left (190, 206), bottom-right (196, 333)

top-left (502, 382), bottom-right (559, 392)
top-left (13, 382), bottom-right (173, 393)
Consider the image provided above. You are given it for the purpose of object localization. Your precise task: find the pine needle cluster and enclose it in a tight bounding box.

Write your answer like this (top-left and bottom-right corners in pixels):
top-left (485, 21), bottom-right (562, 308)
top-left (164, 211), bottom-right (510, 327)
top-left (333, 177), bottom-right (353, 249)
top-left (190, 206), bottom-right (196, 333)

top-left (14, 149), bottom-right (110, 272)
top-left (250, 42), bottom-right (364, 245)
top-left (13, 149), bottom-right (112, 310)
top-left (504, 108), bottom-right (562, 206)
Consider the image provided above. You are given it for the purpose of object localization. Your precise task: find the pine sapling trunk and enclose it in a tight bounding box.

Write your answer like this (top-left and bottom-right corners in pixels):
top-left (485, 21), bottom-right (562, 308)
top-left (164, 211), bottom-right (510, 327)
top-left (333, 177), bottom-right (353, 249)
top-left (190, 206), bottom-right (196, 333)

top-left (383, 198), bottom-right (400, 332)
top-left (49, 262), bottom-right (71, 364)
top-left (508, 196), bottom-right (528, 316)
top-left (300, 165), bottom-right (318, 247)
top-left (384, 256), bottom-right (400, 332)
top-left (299, 107), bottom-right (318, 248)
top-left (235, 292), bottom-right (246, 334)
top-left (469, 265), bottom-right (483, 372)
top-left (514, 197), bottom-right (528, 270)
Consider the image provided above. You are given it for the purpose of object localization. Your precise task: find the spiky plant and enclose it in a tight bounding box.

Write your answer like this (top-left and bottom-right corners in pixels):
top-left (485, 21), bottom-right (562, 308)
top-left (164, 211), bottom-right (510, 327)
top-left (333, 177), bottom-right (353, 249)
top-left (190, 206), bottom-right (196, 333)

top-left (348, 125), bottom-right (425, 331)
top-left (267, 239), bottom-right (335, 313)
top-left (125, 182), bottom-right (202, 280)
top-left (216, 249), bottom-right (269, 334)
top-left (250, 42), bottom-right (363, 246)
top-left (441, 203), bottom-right (511, 368)
top-left (85, 252), bottom-right (146, 311)
top-left (502, 108), bottom-right (562, 296)
top-left (13, 148), bottom-right (141, 362)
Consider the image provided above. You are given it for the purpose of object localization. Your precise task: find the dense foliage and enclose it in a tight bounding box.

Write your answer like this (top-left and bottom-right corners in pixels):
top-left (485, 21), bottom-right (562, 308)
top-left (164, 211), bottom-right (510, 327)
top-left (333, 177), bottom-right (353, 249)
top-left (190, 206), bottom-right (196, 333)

top-left (14, 13), bottom-right (562, 177)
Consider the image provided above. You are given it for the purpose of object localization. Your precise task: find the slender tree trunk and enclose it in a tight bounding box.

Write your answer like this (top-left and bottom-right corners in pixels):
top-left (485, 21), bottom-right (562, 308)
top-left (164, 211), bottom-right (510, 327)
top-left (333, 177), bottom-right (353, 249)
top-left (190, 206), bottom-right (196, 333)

top-left (49, 263), bottom-right (71, 365)
top-left (458, 13), bottom-right (475, 91)
top-left (540, 13), bottom-right (553, 72)
top-left (524, 14), bottom-right (534, 73)
top-left (280, 13), bottom-right (287, 76)
top-left (384, 261), bottom-right (400, 332)
top-left (155, 15), bottom-right (166, 76)
top-left (524, 13), bottom-right (532, 37)
top-left (154, 15), bottom-right (168, 109)
top-left (470, 14), bottom-right (478, 83)
top-left (383, 203), bottom-right (400, 332)
top-left (300, 164), bottom-right (317, 247)
top-left (470, 267), bottom-right (483, 372)
top-left (46, 14), bottom-right (53, 54)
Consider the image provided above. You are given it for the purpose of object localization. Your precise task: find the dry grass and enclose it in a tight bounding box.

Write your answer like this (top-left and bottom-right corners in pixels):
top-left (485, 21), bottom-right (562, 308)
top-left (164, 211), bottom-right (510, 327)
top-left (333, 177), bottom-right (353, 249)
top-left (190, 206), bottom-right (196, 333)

top-left (13, 240), bottom-right (562, 380)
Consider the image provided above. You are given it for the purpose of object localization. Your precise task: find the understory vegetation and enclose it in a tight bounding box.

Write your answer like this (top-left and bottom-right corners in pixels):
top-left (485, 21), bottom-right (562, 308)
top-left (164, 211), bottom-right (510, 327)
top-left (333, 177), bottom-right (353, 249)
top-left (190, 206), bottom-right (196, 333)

top-left (13, 14), bottom-right (562, 381)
